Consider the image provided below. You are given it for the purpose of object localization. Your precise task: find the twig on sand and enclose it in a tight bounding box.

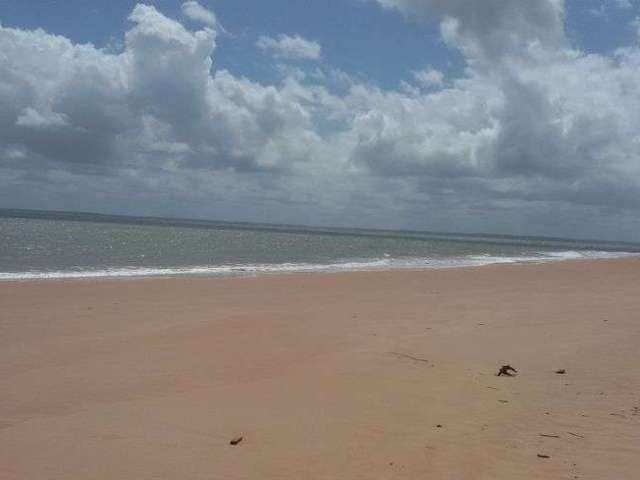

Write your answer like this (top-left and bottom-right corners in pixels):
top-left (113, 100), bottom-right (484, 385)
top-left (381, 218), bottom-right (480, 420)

top-left (539, 434), bottom-right (560, 438)
top-left (390, 352), bottom-right (429, 364)
top-left (567, 432), bottom-right (584, 438)
top-left (537, 454), bottom-right (551, 459)
top-left (229, 436), bottom-right (243, 446)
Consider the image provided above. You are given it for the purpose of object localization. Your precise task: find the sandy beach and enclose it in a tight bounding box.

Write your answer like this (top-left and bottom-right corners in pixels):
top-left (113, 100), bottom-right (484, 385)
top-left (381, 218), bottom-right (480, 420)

top-left (1, 258), bottom-right (639, 479)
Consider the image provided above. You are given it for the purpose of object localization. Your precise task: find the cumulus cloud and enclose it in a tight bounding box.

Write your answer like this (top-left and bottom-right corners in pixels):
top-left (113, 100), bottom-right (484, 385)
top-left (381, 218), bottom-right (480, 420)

top-left (0, 4), bottom-right (321, 176)
top-left (1, 1), bottom-right (640, 239)
top-left (256, 34), bottom-right (322, 60)
top-left (181, 1), bottom-right (217, 27)
top-left (354, 0), bottom-right (640, 216)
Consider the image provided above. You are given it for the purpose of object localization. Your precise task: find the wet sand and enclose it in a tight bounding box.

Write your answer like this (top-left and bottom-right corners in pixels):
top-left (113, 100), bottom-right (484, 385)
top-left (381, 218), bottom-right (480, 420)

top-left (1, 259), bottom-right (639, 479)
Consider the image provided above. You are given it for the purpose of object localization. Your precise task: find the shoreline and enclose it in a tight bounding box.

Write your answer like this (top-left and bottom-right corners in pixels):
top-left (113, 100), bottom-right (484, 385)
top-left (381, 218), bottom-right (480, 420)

top-left (2, 258), bottom-right (639, 478)
top-left (0, 251), bottom-right (637, 284)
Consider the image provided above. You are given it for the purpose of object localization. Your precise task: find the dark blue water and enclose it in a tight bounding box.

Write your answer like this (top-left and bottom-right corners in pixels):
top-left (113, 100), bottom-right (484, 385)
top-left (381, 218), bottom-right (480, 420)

top-left (1, 209), bottom-right (638, 280)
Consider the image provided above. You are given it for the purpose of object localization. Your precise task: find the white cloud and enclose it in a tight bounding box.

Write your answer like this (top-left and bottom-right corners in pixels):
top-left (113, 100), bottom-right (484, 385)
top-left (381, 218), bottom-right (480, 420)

top-left (181, 1), bottom-right (217, 27)
top-left (256, 34), bottom-right (322, 60)
top-left (16, 107), bottom-right (70, 129)
top-left (0, 3), bottom-right (317, 175)
top-left (413, 67), bottom-right (445, 88)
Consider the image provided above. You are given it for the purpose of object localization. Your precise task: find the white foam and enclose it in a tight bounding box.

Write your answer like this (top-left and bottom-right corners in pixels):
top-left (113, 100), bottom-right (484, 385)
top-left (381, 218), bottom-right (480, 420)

top-left (542, 250), bottom-right (638, 260)
top-left (0, 250), bottom-right (636, 281)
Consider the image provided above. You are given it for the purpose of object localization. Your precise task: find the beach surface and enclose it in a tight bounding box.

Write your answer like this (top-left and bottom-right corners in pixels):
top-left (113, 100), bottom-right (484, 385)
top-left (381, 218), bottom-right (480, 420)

top-left (1, 259), bottom-right (639, 479)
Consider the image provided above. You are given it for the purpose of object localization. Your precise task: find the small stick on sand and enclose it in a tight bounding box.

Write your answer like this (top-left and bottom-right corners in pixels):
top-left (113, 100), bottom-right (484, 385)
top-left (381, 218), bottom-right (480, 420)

top-left (567, 432), bottom-right (584, 438)
top-left (540, 434), bottom-right (560, 438)
top-left (537, 454), bottom-right (551, 459)
top-left (229, 436), bottom-right (243, 446)
top-left (390, 352), bottom-right (429, 364)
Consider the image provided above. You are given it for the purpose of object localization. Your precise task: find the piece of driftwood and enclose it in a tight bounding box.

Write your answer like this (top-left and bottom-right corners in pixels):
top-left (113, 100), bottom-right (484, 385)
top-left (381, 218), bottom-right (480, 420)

top-left (537, 454), bottom-right (551, 459)
top-left (555, 369), bottom-right (566, 374)
top-left (540, 434), bottom-right (560, 438)
top-left (229, 436), bottom-right (243, 446)
top-left (497, 365), bottom-right (517, 376)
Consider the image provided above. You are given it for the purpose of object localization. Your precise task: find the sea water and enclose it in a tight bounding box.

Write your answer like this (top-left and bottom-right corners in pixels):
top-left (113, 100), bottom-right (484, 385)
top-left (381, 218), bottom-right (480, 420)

top-left (1, 209), bottom-right (638, 281)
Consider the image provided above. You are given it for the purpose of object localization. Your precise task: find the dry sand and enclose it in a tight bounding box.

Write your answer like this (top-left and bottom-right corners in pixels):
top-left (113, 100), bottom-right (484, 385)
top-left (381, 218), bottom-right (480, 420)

top-left (1, 259), bottom-right (639, 479)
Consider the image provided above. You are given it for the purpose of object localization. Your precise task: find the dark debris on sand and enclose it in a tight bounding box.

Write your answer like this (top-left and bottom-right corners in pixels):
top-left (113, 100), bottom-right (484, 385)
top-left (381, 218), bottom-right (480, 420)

top-left (497, 365), bottom-right (517, 376)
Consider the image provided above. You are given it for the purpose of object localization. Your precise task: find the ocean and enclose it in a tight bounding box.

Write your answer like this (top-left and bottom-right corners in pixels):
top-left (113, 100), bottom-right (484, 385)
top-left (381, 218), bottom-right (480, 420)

top-left (1, 209), bottom-right (638, 281)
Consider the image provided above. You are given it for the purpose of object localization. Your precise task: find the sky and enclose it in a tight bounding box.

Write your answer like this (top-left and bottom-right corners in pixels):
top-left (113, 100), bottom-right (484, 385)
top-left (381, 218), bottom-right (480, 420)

top-left (1, 0), bottom-right (640, 241)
